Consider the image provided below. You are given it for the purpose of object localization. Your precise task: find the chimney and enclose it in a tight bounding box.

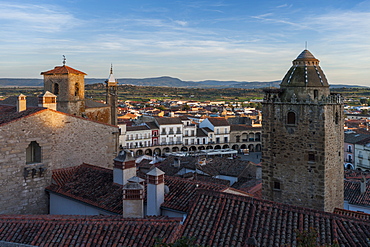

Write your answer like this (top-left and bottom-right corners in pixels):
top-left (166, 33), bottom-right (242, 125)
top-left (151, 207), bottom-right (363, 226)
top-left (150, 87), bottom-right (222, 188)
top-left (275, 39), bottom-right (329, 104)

top-left (146, 167), bottom-right (165, 216)
top-left (17, 94), bottom-right (27, 112)
top-left (360, 176), bottom-right (367, 194)
top-left (122, 177), bottom-right (144, 218)
top-left (38, 91), bottom-right (57, 110)
top-left (113, 150), bottom-right (136, 185)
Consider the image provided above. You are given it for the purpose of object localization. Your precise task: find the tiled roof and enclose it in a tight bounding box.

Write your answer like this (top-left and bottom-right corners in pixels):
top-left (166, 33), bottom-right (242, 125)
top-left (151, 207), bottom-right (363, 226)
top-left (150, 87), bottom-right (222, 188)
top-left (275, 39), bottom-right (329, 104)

top-left (181, 189), bottom-right (370, 247)
top-left (0, 96), bottom-right (38, 107)
top-left (344, 132), bottom-right (370, 144)
top-left (47, 163), bottom-right (230, 214)
top-left (127, 125), bottom-right (150, 131)
top-left (230, 124), bottom-right (261, 131)
top-left (196, 128), bottom-right (208, 137)
top-left (85, 99), bottom-right (108, 108)
top-left (334, 208), bottom-right (370, 222)
top-left (0, 107), bottom-right (46, 126)
top-left (0, 215), bottom-right (181, 246)
top-left (207, 117), bottom-right (230, 126)
top-left (344, 179), bottom-right (370, 207)
top-left (40, 65), bottom-right (87, 75)
top-left (145, 121), bottom-right (159, 129)
top-left (162, 176), bottom-right (228, 212)
top-left (46, 163), bottom-right (124, 214)
top-left (154, 117), bottom-right (183, 125)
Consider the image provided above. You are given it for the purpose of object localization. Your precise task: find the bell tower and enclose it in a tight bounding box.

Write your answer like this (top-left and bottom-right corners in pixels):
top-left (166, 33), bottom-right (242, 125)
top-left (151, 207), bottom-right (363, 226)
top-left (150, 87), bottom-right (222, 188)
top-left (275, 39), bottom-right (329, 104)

top-left (262, 50), bottom-right (344, 212)
top-left (105, 65), bottom-right (118, 125)
top-left (41, 56), bottom-right (86, 116)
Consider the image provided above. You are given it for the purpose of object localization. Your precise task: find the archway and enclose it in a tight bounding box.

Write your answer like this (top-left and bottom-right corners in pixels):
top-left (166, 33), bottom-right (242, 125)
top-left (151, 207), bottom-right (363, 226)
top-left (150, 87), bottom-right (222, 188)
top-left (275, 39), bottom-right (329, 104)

top-left (345, 163), bottom-right (354, 170)
top-left (135, 149), bottom-right (143, 156)
top-left (145, 149), bottom-right (152, 156)
top-left (214, 145), bottom-right (221, 150)
top-left (189, 146), bottom-right (197, 152)
top-left (154, 148), bottom-right (161, 156)
top-left (172, 147), bottom-right (179, 152)
top-left (222, 144), bottom-right (229, 149)
top-left (248, 144), bottom-right (254, 152)
top-left (206, 145), bottom-right (213, 150)
top-left (181, 146), bottom-right (188, 152)
top-left (255, 132), bottom-right (261, 141)
top-left (240, 144), bottom-right (247, 149)
top-left (255, 144), bottom-right (261, 152)
top-left (198, 146), bottom-right (205, 150)
top-left (163, 147), bottom-right (170, 154)
top-left (232, 144), bottom-right (239, 150)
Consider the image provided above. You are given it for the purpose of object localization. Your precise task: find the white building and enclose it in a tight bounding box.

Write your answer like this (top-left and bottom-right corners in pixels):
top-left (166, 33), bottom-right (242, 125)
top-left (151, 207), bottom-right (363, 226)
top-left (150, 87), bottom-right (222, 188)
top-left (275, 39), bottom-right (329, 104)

top-left (199, 117), bottom-right (230, 144)
top-left (125, 125), bottom-right (152, 148)
top-left (155, 117), bottom-right (183, 145)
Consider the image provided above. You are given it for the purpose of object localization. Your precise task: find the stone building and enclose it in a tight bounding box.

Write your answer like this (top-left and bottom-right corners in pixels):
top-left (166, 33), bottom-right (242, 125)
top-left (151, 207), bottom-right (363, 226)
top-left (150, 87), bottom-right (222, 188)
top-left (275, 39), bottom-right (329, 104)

top-left (41, 60), bottom-right (115, 125)
top-left (262, 49), bottom-right (344, 212)
top-left (0, 96), bottom-right (118, 214)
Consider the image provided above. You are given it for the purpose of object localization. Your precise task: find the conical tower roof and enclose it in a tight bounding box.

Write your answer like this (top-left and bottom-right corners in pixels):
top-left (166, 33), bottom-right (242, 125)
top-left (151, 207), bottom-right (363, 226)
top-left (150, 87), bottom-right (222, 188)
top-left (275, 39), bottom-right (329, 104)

top-left (280, 49), bottom-right (329, 88)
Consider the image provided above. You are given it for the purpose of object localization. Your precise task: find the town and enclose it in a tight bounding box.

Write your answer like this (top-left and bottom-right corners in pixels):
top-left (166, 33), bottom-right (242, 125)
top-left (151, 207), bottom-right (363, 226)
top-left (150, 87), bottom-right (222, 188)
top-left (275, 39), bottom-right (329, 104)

top-left (0, 49), bottom-right (370, 246)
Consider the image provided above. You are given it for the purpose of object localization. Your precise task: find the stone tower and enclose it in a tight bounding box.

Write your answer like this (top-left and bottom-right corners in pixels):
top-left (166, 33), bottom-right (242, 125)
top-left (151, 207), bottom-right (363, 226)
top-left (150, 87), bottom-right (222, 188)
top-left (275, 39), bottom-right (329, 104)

top-left (41, 58), bottom-right (87, 116)
top-left (105, 65), bottom-right (118, 125)
top-left (262, 49), bottom-right (344, 212)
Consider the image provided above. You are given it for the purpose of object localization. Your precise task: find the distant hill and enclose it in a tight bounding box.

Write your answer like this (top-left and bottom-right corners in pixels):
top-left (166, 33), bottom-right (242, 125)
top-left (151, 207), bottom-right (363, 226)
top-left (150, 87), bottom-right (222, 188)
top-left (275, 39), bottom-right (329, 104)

top-left (0, 77), bottom-right (366, 89)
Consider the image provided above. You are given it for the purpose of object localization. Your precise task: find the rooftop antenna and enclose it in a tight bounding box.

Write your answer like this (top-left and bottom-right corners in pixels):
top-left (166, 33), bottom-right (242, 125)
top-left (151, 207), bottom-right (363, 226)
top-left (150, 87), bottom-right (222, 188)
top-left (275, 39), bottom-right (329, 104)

top-left (62, 55), bottom-right (66, 66)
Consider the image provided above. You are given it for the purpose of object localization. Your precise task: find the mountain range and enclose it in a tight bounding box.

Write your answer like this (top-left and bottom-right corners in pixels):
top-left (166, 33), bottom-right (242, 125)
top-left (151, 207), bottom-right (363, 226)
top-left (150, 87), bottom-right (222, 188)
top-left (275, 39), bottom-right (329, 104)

top-left (0, 76), bottom-right (364, 89)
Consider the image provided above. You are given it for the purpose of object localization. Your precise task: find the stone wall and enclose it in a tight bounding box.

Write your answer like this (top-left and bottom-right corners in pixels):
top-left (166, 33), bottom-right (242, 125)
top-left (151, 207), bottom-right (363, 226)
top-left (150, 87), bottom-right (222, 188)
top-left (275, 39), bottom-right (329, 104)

top-left (262, 102), bottom-right (344, 212)
top-left (0, 109), bottom-right (118, 214)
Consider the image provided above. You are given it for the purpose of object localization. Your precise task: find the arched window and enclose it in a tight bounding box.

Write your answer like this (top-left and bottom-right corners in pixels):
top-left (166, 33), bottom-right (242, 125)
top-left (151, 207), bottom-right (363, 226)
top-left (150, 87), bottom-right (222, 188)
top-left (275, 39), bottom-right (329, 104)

top-left (75, 83), bottom-right (79, 96)
top-left (287, 112), bottom-right (296, 125)
top-left (53, 83), bottom-right (59, 95)
top-left (26, 141), bottom-right (41, 164)
top-left (335, 112), bottom-right (339, 125)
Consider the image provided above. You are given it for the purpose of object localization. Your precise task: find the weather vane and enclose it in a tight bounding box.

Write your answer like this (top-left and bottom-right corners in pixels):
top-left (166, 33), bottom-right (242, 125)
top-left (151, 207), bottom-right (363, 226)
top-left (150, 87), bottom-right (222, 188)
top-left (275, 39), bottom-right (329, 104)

top-left (62, 55), bottom-right (66, 66)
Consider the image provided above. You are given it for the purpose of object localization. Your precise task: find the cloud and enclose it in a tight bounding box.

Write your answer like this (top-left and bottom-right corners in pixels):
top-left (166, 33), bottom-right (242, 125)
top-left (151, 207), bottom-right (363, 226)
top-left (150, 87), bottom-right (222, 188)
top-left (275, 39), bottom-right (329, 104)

top-left (0, 2), bottom-right (79, 33)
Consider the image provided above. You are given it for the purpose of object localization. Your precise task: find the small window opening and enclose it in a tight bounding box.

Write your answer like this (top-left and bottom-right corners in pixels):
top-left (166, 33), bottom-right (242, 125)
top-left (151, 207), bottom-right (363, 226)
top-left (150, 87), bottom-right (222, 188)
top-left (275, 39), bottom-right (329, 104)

top-left (314, 90), bottom-right (318, 99)
top-left (335, 112), bottom-right (339, 125)
top-left (287, 112), bottom-right (296, 125)
top-left (75, 83), bottom-right (79, 96)
top-left (26, 141), bottom-right (41, 164)
top-left (273, 181), bottom-right (281, 190)
top-left (308, 153), bottom-right (315, 162)
top-left (53, 83), bottom-right (59, 95)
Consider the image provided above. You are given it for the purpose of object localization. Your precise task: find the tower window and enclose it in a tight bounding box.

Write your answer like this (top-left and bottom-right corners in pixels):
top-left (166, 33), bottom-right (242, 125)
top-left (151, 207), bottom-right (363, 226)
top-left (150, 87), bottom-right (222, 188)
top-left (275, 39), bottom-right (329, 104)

top-left (287, 112), bottom-right (296, 125)
top-left (314, 90), bottom-right (318, 99)
top-left (273, 181), bottom-right (281, 190)
top-left (26, 141), bottom-right (41, 164)
top-left (53, 83), bottom-right (59, 95)
top-left (75, 83), bottom-right (79, 96)
top-left (335, 112), bottom-right (339, 125)
top-left (308, 153), bottom-right (315, 162)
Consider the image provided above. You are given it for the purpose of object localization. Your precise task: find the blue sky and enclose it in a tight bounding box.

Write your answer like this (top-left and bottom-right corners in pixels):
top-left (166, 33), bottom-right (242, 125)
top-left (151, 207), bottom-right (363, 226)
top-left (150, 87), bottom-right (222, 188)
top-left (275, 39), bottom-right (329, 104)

top-left (1, 0), bottom-right (370, 85)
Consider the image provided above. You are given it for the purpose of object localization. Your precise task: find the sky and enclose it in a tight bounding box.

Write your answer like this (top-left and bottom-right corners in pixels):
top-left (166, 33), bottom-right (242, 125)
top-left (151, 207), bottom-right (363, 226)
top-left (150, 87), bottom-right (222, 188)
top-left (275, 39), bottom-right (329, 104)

top-left (1, 0), bottom-right (370, 86)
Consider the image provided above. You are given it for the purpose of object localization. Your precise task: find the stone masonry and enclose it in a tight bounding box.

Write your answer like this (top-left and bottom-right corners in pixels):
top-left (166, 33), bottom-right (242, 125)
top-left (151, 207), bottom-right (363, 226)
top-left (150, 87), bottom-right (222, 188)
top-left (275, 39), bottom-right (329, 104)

top-left (0, 109), bottom-right (118, 214)
top-left (262, 50), bottom-right (344, 212)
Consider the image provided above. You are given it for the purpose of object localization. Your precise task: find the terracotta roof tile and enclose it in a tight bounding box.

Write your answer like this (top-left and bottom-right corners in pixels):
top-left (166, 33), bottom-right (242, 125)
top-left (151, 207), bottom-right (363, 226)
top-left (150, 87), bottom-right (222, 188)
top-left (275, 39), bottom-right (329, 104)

top-left (154, 117), bottom-right (183, 125)
top-left (207, 117), bottom-right (230, 126)
top-left (40, 65), bottom-right (87, 75)
top-left (181, 189), bottom-right (370, 247)
top-left (0, 107), bottom-right (46, 126)
top-left (344, 179), bottom-right (370, 207)
top-left (0, 215), bottom-right (181, 246)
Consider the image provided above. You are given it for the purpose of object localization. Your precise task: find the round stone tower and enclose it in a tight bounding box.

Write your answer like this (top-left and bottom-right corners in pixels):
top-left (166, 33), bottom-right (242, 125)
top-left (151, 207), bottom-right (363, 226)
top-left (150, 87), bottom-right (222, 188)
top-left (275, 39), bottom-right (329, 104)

top-left (262, 50), bottom-right (344, 212)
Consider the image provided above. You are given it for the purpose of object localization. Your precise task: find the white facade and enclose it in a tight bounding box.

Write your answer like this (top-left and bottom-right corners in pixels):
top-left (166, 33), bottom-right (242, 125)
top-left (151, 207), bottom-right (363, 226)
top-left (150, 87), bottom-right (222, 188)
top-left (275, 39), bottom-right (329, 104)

top-left (199, 118), bottom-right (230, 144)
top-left (158, 124), bottom-right (183, 145)
top-left (355, 143), bottom-right (370, 171)
top-left (125, 127), bottom-right (152, 148)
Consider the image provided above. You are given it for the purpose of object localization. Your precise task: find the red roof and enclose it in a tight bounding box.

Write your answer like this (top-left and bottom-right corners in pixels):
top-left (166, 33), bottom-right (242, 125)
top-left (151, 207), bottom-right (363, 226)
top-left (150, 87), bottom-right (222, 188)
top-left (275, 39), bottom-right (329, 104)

top-left (181, 189), bottom-right (370, 246)
top-left (0, 215), bottom-right (181, 246)
top-left (41, 65), bottom-right (87, 75)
